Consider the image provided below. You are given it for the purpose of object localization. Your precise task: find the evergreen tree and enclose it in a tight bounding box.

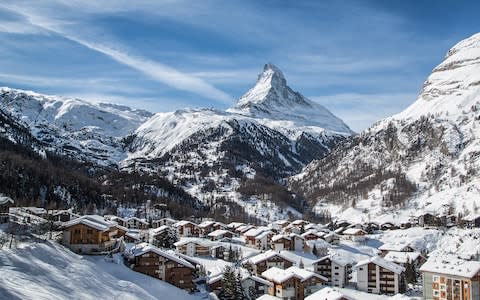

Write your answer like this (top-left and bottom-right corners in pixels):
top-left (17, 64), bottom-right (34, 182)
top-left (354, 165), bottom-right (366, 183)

top-left (404, 258), bottom-right (417, 284)
top-left (218, 266), bottom-right (245, 300)
top-left (153, 227), bottom-right (178, 249)
top-left (312, 244), bottom-right (319, 257)
top-left (298, 259), bottom-right (304, 269)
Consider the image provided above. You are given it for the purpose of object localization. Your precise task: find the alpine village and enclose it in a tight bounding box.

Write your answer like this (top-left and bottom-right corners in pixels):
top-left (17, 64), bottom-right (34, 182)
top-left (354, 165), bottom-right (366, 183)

top-left (1, 2), bottom-right (480, 300)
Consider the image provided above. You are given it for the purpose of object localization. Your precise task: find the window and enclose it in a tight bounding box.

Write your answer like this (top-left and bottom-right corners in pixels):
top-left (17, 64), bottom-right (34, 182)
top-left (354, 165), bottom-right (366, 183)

top-left (334, 266), bottom-right (339, 269)
top-left (359, 268), bottom-right (364, 271)
top-left (433, 275), bottom-right (440, 282)
top-left (87, 229), bottom-right (93, 234)
top-left (334, 272), bottom-right (339, 276)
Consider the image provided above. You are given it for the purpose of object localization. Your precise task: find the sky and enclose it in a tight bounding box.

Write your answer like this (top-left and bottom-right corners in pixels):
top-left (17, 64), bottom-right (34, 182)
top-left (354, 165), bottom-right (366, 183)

top-left (0, 1), bottom-right (478, 131)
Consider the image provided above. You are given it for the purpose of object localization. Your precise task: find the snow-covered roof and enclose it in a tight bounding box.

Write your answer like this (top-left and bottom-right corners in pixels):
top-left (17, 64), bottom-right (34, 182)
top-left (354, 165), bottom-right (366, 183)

top-left (130, 243), bottom-right (194, 269)
top-left (207, 229), bottom-right (232, 237)
top-left (274, 220), bottom-right (289, 225)
top-left (301, 230), bottom-right (323, 238)
top-left (248, 250), bottom-right (295, 265)
top-left (227, 222), bottom-right (245, 228)
top-left (288, 233), bottom-right (304, 240)
top-left (63, 215), bottom-right (114, 232)
top-left (384, 251), bottom-right (422, 265)
top-left (0, 196), bottom-right (14, 205)
top-left (378, 242), bottom-right (412, 252)
top-left (152, 225), bottom-right (170, 234)
top-left (312, 254), bottom-right (350, 267)
top-left (463, 214), bottom-right (480, 221)
top-left (152, 218), bottom-right (176, 223)
top-left (272, 234), bottom-right (290, 242)
top-left (255, 230), bottom-right (273, 240)
top-left (126, 217), bottom-right (148, 224)
top-left (356, 256), bottom-right (405, 274)
top-left (173, 238), bottom-right (213, 247)
top-left (305, 239), bottom-right (331, 249)
top-left (243, 226), bottom-right (270, 237)
top-left (342, 228), bottom-right (366, 235)
top-left (262, 266), bottom-right (327, 284)
top-left (175, 220), bottom-right (197, 227)
top-left (305, 287), bottom-right (351, 300)
top-left (242, 275), bottom-right (273, 287)
top-left (256, 294), bottom-right (282, 300)
top-left (198, 220), bottom-right (215, 228)
top-left (419, 255), bottom-right (480, 278)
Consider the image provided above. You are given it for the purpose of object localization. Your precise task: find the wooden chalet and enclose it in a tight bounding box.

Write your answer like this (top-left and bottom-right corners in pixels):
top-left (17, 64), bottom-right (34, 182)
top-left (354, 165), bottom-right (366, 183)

top-left (125, 243), bottom-right (195, 291)
top-left (262, 266), bottom-right (327, 300)
top-left (247, 250), bottom-right (295, 275)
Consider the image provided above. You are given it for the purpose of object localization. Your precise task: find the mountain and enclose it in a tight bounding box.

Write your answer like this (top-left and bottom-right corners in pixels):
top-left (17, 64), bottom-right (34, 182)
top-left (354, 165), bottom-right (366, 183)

top-left (289, 32), bottom-right (480, 224)
top-left (126, 64), bottom-right (352, 221)
top-left (0, 88), bottom-right (152, 166)
top-left (0, 64), bottom-right (352, 221)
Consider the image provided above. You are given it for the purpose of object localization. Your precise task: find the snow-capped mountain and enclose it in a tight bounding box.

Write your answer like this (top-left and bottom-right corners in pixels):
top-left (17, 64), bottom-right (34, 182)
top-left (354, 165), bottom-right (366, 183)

top-left (228, 63), bottom-right (352, 137)
top-left (125, 64), bottom-right (352, 220)
top-left (0, 88), bottom-right (152, 165)
top-left (0, 64), bottom-right (352, 221)
top-left (289, 32), bottom-right (480, 224)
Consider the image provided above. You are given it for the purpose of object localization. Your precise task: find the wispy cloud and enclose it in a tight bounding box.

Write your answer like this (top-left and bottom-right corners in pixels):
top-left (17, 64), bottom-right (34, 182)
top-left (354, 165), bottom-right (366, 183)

top-left (1, 3), bottom-right (234, 105)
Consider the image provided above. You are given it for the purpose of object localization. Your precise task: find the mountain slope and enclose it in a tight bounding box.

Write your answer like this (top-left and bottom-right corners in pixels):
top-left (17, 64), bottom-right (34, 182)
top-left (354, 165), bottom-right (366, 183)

top-left (126, 64), bottom-right (352, 221)
top-left (0, 88), bottom-right (152, 166)
top-left (289, 32), bottom-right (480, 224)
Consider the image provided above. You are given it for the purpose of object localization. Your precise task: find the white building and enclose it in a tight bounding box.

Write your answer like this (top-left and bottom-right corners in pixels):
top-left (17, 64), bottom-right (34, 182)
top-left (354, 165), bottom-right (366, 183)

top-left (312, 254), bottom-right (352, 288)
top-left (355, 256), bottom-right (405, 295)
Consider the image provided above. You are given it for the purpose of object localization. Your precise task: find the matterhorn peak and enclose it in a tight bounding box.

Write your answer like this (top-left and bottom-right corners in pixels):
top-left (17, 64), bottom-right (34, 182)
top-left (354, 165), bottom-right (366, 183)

top-left (227, 63), bottom-right (353, 135)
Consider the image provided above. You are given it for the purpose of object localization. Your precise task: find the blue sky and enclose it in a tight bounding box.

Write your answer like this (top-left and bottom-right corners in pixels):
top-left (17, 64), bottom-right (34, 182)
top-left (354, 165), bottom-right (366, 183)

top-left (0, 1), bottom-right (478, 131)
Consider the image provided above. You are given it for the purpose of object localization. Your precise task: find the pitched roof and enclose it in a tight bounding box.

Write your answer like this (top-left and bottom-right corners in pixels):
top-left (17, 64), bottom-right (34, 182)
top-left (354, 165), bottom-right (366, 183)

top-left (312, 254), bottom-right (350, 267)
top-left (378, 242), bottom-right (413, 252)
top-left (242, 275), bottom-right (273, 287)
top-left (130, 242), bottom-right (194, 269)
top-left (173, 238), bottom-right (213, 247)
top-left (305, 287), bottom-right (352, 300)
top-left (356, 256), bottom-right (405, 274)
top-left (262, 266), bottom-right (327, 284)
top-left (272, 234), bottom-right (291, 242)
top-left (384, 251), bottom-right (422, 264)
top-left (342, 228), bottom-right (366, 235)
top-left (63, 215), bottom-right (114, 232)
top-left (207, 229), bottom-right (232, 237)
top-left (248, 250), bottom-right (295, 265)
top-left (419, 255), bottom-right (480, 278)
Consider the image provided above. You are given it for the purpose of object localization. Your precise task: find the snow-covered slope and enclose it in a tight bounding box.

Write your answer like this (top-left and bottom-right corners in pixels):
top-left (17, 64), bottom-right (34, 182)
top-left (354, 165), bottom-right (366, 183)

top-left (0, 88), bottom-right (152, 165)
top-left (289, 32), bottom-right (480, 224)
top-left (0, 241), bottom-right (198, 300)
top-left (125, 64), bottom-right (352, 221)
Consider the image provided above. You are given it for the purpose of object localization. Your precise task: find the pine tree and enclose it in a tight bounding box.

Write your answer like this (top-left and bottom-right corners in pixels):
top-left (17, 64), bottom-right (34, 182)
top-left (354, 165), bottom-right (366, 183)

top-left (218, 266), bottom-right (245, 300)
top-left (312, 244), bottom-right (319, 257)
top-left (299, 259), bottom-right (304, 269)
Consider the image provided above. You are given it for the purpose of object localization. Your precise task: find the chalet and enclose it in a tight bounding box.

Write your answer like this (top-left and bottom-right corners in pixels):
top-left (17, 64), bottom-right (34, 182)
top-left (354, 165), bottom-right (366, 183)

top-left (211, 244), bottom-right (228, 259)
top-left (125, 243), bottom-right (195, 291)
top-left (384, 251), bottom-right (424, 267)
top-left (418, 212), bottom-right (440, 227)
top-left (355, 256), bottom-right (405, 295)
top-left (0, 195), bottom-right (13, 223)
top-left (124, 232), bottom-right (141, 243)
top-left (47, 209), bottom-right (79, 223)
top-left (248, 250), bottom-right (295, 275)
top-left (378, 242), bottom-right (415, 257)
top-left (62, 215), bottom-right (125, 254)
top-left (335, 221), bottom-right (351, 229)
top-left (323, 233), bottom-right (340, 245)
top-left (255, 230), bottom-right (275, 250)
top-left (206, 271), bottom-right (224, 293)
top-left (272, 220), bottom-right (290, 231)
top-left (366, 222), bottom-right (380, 232)
top-left (463, 214), bottom-right (480, 228)
top-left (305, 287), bottom-right (352, 300)
top-left (174, 239), bottom-right (212, 257)
top-left (420, 256), bottom-right (480, 300)
top-left (227, 222), bottom-right (245, 231)
top-left (301, 230), bottom-right (324, 241)
top-left (125, 217), bottom-right (149, 230)
top-left (289, 233), bottom-right (305, 251)
top-left (175, 220), bottom-right (199, 237)
top-left (110, 216), bottom-right (126, 227)
top-left (283, 224), bottom-right (302, 235)
top-left (305, 240), bottom-right (330, 257)
top-left (198, 220), bottom-right (216, 237)
top-left (244, 227), bottom-right (270, 248)
top-left (236, 224), bottom-right (254, 234)
top-left (241, 275), bottom-right (273, 299)
top-left (152, 218), bottom-right (176, 228)
top-left (341, 228), bottom-right (367, 242)
top-left (207, 229), bottom-right (233, 241)
top-left (272, 235), bottom-right (292, 252)
top-left (262, 266), bottom-right (327, 300)
top-left (312, 255), bottom-right (352, 288)
top-left (380, 222), bottom-right (396, 231)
